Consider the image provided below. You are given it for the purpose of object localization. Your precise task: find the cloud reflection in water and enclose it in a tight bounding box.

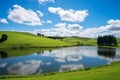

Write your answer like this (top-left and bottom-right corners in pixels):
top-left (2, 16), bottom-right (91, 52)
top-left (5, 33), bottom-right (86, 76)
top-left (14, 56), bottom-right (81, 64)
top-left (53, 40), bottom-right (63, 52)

top-left (7, 60), bottom-right (42, 74)
top-left (0, 46), bottom-right (120, 75)
top-left (59, 64), bottom-right (83, 72)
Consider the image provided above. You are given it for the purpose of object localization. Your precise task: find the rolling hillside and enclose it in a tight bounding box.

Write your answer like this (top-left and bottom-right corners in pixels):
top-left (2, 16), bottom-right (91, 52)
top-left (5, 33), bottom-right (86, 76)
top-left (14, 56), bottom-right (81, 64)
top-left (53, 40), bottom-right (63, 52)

top-left (0, 31), bottom-right (120, 49)
top-left (0, 31), bottom-right (72, 49)
top-left (63, 37), bottom-right (97, 46)
top-left (62, 37), bottom-right (120, 48)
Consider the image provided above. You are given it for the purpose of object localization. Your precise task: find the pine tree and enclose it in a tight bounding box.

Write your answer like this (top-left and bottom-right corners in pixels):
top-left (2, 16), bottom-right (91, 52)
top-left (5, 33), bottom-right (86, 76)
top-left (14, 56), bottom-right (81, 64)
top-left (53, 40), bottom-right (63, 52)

top-left (97, 35), bottom-right (117, 46)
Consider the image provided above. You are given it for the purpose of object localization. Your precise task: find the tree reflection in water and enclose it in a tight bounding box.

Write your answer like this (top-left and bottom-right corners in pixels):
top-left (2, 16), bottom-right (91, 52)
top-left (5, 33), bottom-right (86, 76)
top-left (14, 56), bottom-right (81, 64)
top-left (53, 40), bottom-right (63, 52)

top-left (0, 51), bottom-right (8, 58)
top-left (97, 47), bottom-right (116, 58)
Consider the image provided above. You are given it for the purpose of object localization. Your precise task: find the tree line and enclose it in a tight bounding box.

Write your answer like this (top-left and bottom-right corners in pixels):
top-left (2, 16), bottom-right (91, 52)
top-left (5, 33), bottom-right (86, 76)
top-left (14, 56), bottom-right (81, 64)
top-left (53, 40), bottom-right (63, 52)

top-left (97, 35), bottom-right (117, 46)
top-left (37, 33), bottom-right (44, 37)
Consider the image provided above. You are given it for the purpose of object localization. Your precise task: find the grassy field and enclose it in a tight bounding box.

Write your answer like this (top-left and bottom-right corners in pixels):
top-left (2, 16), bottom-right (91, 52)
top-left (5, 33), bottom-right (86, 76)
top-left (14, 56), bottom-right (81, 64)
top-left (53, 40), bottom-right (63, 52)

top-left (117, 38), bottom-right (120, 47)
top-left (63, 37), bottom-right (120, 48)
top-left (0, 31), bottom-right (72, 49)
top-left (63, 37), bottom-right (97, 46)
top-left (0, 31), bottom-right (120, 49)
top-left (0, 61), bottom-right (120, 80)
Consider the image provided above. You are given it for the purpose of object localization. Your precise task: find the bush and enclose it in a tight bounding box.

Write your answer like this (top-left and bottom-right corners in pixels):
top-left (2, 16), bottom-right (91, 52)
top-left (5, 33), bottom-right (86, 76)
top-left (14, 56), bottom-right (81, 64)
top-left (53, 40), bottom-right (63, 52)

top-left (0, 34), bottom-right (8, 43)
top-left (85, 67), bottom-right (91, 70)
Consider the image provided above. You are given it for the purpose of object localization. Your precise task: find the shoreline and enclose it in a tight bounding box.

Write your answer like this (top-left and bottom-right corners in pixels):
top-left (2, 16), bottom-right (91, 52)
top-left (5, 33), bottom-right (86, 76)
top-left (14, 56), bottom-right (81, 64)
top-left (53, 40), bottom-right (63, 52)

top-left (0, 45), bottom-right (119, 50)
top-left (0, 45), bottom-right (75, 50)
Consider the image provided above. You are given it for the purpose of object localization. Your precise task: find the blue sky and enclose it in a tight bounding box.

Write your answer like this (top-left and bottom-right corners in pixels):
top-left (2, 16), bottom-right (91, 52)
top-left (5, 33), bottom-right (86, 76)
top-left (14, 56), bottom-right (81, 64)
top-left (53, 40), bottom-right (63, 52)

top-left (0, 0), bottom-right (120, 37)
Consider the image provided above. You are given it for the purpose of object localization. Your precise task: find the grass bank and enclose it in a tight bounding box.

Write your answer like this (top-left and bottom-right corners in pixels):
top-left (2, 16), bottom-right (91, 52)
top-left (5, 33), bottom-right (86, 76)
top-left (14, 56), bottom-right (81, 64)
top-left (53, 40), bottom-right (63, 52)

top-left (0, 61), bottom-right (120, 80)
top-left (0, 31), bottom-right (72, 49)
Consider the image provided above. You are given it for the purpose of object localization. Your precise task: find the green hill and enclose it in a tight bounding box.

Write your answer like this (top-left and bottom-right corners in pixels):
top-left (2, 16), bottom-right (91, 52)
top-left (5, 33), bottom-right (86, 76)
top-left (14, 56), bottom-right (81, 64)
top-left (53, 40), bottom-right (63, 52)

top-left (62, 37), bottom-right (120, 48)
top-left (0, 31), bottom-right (72, 49)
top-left (0, 31), bottom-right (120, 49)
top-left (63, 37), bottom-right (97, 46)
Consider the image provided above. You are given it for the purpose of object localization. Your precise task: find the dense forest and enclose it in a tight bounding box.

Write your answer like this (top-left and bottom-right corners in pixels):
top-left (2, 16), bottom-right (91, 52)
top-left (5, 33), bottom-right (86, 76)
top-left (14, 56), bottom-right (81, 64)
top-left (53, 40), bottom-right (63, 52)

top-left (97, 35), bottom-right (117, 46)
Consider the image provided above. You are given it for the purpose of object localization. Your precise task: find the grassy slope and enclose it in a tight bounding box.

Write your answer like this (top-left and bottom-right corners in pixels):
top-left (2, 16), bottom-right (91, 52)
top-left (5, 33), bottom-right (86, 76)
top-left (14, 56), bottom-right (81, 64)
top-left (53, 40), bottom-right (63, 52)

top-left (117, 38), bottom-right (120, 47)
top-left (63, 37), bottom-right (97, 46)
top-left (0, 31), bottom-right (120, 48)
top-left (1, 61), bottom-right (120, 80)
top-left (63, 37), bottom-right (120, 48)
top-left (0, 31), bottom-right (72, 48)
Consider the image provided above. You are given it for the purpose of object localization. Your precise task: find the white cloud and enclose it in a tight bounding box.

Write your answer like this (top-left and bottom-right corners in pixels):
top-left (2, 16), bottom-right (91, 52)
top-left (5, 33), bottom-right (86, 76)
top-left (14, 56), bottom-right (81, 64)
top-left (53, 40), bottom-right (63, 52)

top-left (18, 19), bottom-right (120, 38)
top-left (39, 23), bottom-right (84, 36)
top-left (38, 0), bottom-right (55, 4)
top-left (46, 20), bottom-right (52, 23)
top-left (48, 7), bottom-right (61, 13)
top-left (107, 19), bottom-right (120, 30)
top-left (37, 10), bottom-right (44, 17)
top-left (0, 18), bottom-right (8, 24)
top-left (41, 20), bottom-right (52, 24)
top-left (55, 23), bottom-right (66, 27)
top-left (48, 7), bottom-right (88, 22)
top-left (107, 19), bottom-right (120, 25)
top-left (41, 26), bottom-right (72, 36)
top-left (67, 24), bottom-right (83, 30)
top-left (37, 19), bottom-right (120, 37)
top-left (80, 19), bottom-right (120, 37)
top-left (8, 4), bottom-right (43, 26)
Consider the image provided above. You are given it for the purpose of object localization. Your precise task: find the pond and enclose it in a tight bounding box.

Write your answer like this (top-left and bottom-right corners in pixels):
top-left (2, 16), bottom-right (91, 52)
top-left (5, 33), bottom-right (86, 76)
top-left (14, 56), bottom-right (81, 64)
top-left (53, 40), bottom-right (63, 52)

top-left (0, 46), bottom-right (120, 75)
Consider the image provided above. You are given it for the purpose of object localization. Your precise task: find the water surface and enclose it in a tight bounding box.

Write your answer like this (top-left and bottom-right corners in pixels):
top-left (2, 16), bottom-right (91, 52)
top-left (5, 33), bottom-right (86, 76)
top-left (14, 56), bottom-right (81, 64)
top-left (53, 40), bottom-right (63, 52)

top-left (0, 46), bottom-right (120, 75)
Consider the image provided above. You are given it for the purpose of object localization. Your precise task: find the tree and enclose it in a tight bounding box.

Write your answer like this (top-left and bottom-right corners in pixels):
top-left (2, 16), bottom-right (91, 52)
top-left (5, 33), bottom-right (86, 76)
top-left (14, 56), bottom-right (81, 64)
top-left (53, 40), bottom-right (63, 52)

top-left (41, 34), bottom-right (44, 37)
top-left (0, 34), bottom-right (8, 43)
top-left (0, 51), bottom-right (7, 58)
top-left (37, 33), bottom-right (41, 36)
top-left (77, 41), bottom-right (80, 46)
top-left (37, 33), bottom-right (44, 37)
top-left (97, 35), bottom-right (117, 46)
